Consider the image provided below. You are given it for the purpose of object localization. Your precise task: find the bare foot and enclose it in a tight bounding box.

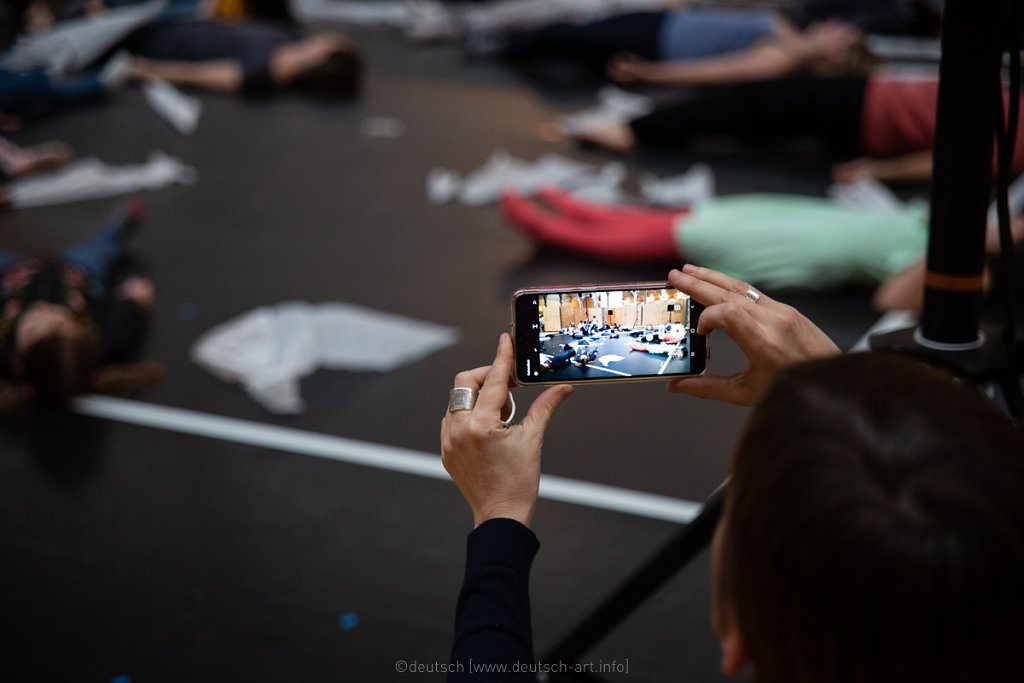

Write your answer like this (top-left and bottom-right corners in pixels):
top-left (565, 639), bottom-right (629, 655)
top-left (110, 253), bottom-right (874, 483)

top-left (0, 138), bottom-right (73, 177)
top-left (572, 122), bottom-right (636, 154)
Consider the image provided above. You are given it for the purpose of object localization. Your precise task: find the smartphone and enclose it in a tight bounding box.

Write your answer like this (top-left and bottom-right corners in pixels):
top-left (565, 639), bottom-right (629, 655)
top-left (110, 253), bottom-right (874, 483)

top-left (511, 282), bottom-right (707, 386)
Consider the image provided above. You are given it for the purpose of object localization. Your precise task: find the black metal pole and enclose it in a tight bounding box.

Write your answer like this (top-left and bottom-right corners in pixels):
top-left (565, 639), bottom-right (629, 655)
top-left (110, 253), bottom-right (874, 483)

top-left (543, 487), bottom-right (724, 675)
top-left (919, 0), bottom-right (1004, 345)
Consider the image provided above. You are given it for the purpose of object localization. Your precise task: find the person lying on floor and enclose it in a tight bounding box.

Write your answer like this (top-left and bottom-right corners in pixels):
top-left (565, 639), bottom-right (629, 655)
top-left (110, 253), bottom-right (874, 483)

top-left (500, 187), bottom-right (1024, 311)
top-left (0, 197), bottom-right (162, 412)
top-left (484, 4), bottom-right (873, 87)
top-left (440, 267), bottom-right (1024, 681)
top-left (121, 11), bottom-right (363, 98)
top-left (0, 55), bottom-right (131, 121)
top-left (573, 73), bottom-right (1024, 184)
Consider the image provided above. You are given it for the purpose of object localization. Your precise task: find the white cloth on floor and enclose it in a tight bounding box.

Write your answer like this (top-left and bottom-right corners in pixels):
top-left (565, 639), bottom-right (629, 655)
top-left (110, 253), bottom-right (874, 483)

top-left (142, 78), bottom-right (202, 135)
top-left (404, 0), bottom-right (671, 41)
top-left (292, 0), bottom-right (409, 26)
top-left (1, 0), bottom-right (168, 75)
top-left (434, 150), bottom-right (627, 206)
top-left (557, 86), bottom-right (654, 136)
top-left (8, 151), bottom-right (197, 208)
top-left (190, 302), bottom-right (461, 414)
top-left (639, 163), bottom-right (715, 207)
top-left (827, 176), bottom-right (905, 212)
top-left (426, 168), bottom-right (463, 204)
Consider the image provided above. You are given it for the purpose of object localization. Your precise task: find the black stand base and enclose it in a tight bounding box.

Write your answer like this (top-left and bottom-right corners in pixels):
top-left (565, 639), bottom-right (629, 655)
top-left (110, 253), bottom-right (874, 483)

top-left (870, 325), bottom-right (1022, 422)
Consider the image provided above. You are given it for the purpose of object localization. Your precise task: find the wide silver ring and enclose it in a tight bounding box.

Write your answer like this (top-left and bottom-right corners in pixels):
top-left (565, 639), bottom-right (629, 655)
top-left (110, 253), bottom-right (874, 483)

top-left (448, 387), bottom-right (478, 413)
top-left (743, 288), bottom-right (761, 304)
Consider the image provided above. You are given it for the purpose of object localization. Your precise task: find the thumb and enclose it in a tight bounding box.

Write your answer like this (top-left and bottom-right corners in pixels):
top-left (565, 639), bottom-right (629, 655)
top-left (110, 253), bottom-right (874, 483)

top-left (521, 384), bottom-right (574, 432)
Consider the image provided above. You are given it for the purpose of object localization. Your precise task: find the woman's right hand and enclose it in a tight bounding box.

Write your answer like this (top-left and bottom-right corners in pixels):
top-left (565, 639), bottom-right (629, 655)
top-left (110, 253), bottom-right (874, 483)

top-left (440, 334), bottom-right (573, 528)
top-left (667, 265), bottom-right (840, 405)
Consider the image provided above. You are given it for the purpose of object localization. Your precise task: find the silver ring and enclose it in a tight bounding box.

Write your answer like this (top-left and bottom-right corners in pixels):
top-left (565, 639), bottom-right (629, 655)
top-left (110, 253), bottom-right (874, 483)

top-left (448, 387), bottom-right (478, 413)
top-left (743, 288), bottom-right (761, 303)
top-left (501, 391), bottom-right (516, 427)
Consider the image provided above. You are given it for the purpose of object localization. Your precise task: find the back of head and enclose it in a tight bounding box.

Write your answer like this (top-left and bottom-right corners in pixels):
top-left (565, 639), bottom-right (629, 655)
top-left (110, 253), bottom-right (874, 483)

top-left (721, 353), bottom-right (1024, 683)
top-left (19, 330), bottom-right (100, 406)
top-left (292, 46), bottom-right (363, 99)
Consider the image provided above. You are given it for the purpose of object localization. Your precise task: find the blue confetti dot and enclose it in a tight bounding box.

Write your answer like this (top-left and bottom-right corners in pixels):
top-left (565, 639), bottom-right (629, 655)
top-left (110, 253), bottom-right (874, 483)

top-left (338, 612), bottom-right (360, 629)
top-left (178, 303), bottom-right (199, 321)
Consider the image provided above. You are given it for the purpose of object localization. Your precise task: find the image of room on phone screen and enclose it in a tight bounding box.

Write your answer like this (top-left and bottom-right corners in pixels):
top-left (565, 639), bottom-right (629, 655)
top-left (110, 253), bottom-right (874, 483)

top-left (535, 288), bottom-right (692, 381)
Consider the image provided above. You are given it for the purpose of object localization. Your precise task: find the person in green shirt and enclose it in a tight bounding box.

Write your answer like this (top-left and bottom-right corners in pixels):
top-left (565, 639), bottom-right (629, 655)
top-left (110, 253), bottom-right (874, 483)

top-left (501, 186), bottom-right (1022, 311)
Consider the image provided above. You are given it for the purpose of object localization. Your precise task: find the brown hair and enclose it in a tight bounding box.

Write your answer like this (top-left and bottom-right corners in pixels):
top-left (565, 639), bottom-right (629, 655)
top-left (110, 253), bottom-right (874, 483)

top-left (721, 353), bottom-right (1024, 683)
top-left (18, 328), bottom-right (101, 405)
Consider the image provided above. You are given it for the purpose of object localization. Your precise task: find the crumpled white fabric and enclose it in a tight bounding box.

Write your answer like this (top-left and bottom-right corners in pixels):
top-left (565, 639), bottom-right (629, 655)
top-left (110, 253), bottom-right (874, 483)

top-left (292, 0), bottom-right (409, 26)
top-left (1, 0), bottom-right (168, 75)
top-left (7, 151), bottom-right (197, 208)
top-left (142, 78), bottom-right (202, 135)
top-left (190, 302), bottom-right (461, 414)
top-left (639, 163), bottom-right (715, 207)
top-left (827, 176), bottom-right (905, 212)
top-left (556, 86), bottom-right (654, 136)
top-left (429, 150), bottom-right (627, 206)
top-left (403, 0), bottom-right (670, 41)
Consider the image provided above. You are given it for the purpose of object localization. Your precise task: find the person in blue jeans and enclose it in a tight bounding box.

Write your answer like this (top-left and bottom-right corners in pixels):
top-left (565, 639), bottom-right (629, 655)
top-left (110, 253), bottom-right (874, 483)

top-left (0, 197), bottom-right (161, 409)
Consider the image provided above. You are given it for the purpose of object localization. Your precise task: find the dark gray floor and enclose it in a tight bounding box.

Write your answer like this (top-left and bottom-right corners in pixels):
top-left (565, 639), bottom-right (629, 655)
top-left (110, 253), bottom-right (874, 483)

top-left (0, 23), bottom-right (887, 683)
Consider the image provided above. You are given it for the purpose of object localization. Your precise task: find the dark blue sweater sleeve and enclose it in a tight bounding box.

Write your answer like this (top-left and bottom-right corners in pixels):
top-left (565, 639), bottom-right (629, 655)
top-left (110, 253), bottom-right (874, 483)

top-left (448, 518), bottom-right (539, 682)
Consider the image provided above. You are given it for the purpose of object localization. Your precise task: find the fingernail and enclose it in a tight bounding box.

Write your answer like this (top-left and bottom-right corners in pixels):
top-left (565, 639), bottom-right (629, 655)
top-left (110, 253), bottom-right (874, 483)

top-left (682, 263), bottom-right (697, 273)
top-left (668, 268), bottom-right (681, 278)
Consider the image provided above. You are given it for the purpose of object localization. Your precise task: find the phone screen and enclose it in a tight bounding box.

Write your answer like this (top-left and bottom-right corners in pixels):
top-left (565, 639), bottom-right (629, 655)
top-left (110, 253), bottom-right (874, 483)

top-left (512, 283), bottom-right (707, 385)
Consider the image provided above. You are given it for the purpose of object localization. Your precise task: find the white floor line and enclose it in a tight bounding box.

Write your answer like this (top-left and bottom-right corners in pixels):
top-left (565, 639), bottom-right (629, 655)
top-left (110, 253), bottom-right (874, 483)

top-left (583, 364), bottom-right (632, 377)
top-left (74, 395), bottom-right (703, 524)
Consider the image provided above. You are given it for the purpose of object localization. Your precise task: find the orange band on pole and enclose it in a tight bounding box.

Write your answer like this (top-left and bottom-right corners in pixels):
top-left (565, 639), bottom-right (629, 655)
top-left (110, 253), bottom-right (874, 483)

top-left (924, 271), bottom-right (985, 291)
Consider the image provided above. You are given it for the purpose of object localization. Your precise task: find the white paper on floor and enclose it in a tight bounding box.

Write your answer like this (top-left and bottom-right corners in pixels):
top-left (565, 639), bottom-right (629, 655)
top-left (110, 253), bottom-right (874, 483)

top-left (557, 86), bottom-right (654, 136)
top-left (428, 151), bottom-right (716, 207)
top-left (190, 302), bottom-right (461, 414)
top-left (1, 0), bottom-right (168, 74)
top-left (142, 78), bottom-right (202, 135)
top-left (359, 117), bottom-right (406, 138)
top-left (404, 0), bottom-right (670, 42)
top-left (639, 163), bottom-right (715, 207)
top-left (827, 176), bottom-right (904, 212)
top-left (8, 151), bottom-right (197, 208)
top-left (292, 0), bottom-right (408, 26)
top-left (429, 150), bottom-right (628, 206)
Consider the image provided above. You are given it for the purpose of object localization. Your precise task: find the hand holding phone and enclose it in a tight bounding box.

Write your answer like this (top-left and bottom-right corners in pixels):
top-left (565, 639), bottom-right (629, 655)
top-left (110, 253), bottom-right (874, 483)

top-left (440, 334), bottom-right (573, 528)
top-left (511, 282), bottom-right (708, 385)
top-left (665, 266), bottom-right (840, 405)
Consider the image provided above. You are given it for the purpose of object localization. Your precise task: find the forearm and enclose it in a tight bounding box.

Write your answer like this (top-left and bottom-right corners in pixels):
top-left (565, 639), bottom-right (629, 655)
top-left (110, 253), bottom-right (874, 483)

top-left (132, 59), bottom-right (243, 93)
top-left (871, 152), bottom-right (934, 183)
top-left (449, 518), bottom-right (539, 682)
top-left (642, 48), bottom-right (793, 86)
